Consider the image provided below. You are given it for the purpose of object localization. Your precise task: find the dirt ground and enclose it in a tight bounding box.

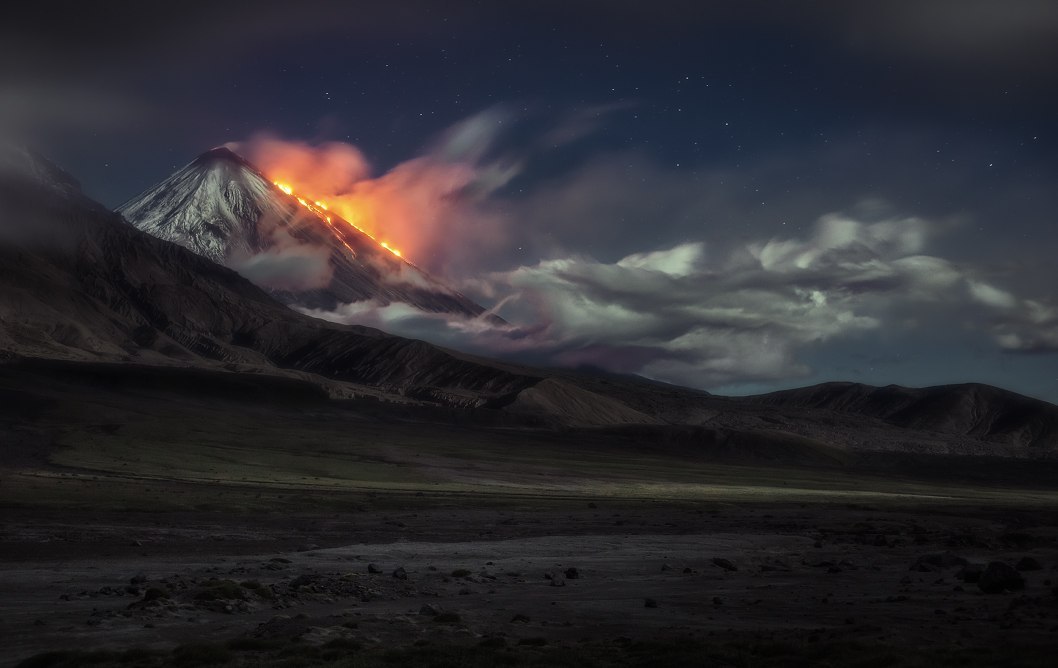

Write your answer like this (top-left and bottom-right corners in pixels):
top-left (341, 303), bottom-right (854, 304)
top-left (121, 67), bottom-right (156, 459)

top-left (4, 498), bottom-right (1058, 667)
top-left (3, 368), bottom-right (1058, 666)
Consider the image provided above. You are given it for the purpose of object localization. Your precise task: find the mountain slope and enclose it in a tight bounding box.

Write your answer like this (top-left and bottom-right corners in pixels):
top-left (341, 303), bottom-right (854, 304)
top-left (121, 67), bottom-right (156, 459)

top-left (0, 150), bottom-right (535, 405)
top-left (118, 147), bottom-right (488, 316)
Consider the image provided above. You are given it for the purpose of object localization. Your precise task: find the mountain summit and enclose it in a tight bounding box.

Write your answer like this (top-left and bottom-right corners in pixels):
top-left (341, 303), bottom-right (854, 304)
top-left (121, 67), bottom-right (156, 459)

top-left (118, 147), bottom-right (488, 316)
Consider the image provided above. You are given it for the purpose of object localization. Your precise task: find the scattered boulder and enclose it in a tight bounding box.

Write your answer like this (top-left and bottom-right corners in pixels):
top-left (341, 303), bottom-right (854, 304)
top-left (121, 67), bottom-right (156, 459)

top-left (129, 574), bottom-right (148, 585)
top-left (1015, 556), bottom-right (1042, 572)
top-left (564, 567), bottom-right (580, 580)
top-left (419, 604), bottom-right (442, 617)
top-left (910, 553), bottom-right (968, 573)
top-left (644, 598), bottom-right (658, 608)
top-left (289, 574), bottom-right (319, 589)
top-left (143, 587), bottom-right (169, 602)
top-left (957, 564), bottom-right (984, 583)
top-left (712, 558), bottom-right (737, 572)
top-left (392, 567), bottom-right (408, 580)
top-left (999, 532), bottom-right (1036, 548)
top-left (546, 571), bottom-right (566, 587)
top-left (978, 562), bottom-right (1026, 594)
top-left (367, 564), bottom-right (382, 574)
top-left (510, 614), bottom-right (531, 623)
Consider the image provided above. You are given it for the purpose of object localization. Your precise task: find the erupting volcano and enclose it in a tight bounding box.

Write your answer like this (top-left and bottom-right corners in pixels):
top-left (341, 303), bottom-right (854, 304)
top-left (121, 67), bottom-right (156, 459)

top-left (118, 147), bottom-right (488, 317)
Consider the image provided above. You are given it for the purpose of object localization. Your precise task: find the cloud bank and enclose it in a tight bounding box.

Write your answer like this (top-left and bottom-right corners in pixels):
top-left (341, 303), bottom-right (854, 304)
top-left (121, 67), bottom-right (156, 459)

top-left (227, 109), bottom-right (1057, 391)
top-left (295, 201), bottom-right (1057, 388)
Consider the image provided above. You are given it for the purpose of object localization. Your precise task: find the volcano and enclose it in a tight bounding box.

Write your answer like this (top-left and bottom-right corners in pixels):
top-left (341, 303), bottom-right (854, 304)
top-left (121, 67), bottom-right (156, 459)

top-left (117, 147), bottom-right (489, 317)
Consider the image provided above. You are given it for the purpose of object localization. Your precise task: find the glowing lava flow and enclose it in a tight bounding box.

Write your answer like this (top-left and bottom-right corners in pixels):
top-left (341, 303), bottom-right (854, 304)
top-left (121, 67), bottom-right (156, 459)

top-left (271, 180), bottom-right (404, 260)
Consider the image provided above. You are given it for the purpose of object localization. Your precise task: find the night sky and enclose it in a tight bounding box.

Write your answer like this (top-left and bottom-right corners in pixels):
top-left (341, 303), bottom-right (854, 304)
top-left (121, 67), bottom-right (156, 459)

top-left (4, 1), bottom-right (1058, 401)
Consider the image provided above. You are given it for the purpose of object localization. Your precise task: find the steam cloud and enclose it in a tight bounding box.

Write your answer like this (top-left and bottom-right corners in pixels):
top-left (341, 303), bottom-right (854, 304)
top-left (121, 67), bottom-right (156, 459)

top-left (231, 108), bottom-right (515, 279)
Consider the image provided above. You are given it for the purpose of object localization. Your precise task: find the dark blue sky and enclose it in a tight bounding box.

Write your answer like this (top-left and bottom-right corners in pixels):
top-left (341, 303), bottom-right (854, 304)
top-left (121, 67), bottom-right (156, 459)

top-left (4, 1), bottom-right (1058, 400)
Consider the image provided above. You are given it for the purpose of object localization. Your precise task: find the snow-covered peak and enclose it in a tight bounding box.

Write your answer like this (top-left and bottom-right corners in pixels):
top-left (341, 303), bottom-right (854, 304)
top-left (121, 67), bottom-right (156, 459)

top-left (117, 147), bottom-right (284, 263)
top-left (118, 148), bottom-right (489, 318)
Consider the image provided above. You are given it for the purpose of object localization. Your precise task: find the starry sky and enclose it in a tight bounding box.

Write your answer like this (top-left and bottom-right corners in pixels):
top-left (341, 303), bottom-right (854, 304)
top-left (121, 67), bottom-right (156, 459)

top-left (4, 1), bottom-right (1058, 401)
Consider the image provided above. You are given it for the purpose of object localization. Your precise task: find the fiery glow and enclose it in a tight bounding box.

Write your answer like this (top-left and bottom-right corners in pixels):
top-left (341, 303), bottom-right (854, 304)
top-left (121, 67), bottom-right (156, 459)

top-left (272, 180), bottom-right (405, 260)
top-left (233, 132), bottom-right (513, 279)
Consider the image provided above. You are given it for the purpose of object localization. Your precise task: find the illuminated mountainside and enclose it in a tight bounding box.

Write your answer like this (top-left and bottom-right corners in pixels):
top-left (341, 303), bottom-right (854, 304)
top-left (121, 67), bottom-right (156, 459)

top-left (118, 147), bottom-right (488, 316)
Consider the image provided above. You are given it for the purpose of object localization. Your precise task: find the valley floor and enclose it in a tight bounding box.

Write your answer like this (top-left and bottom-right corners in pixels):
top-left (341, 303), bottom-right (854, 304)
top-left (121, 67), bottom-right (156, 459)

top-left (3, 493), bottom-right (1058, 667)
top-left (2, 364), bottom-right (1058, 666)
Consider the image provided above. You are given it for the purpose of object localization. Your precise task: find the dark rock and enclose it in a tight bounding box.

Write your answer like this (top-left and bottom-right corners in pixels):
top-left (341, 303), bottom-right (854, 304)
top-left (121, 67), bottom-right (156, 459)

top-left (564, 567), bottom-right (579, 580)
top-left (712, 596), bottom-right (723, 606)
top-left (957, 563), bottom-right (983, 583)
top-left (510, 614), bottom-right (531, 623)
top-left (392, 567), bottom-right (408, 580)
top-left (130, 574), bottom-right (148, 585)
top-left (712, 558), bottom-right (737, 572)
top-left (142, 587), bottom-right (169, 602)
top-left (910, 553), bottom-right (967, 572)
top-left (644, 598), bottom-right (658, 608)
top-left (367, 564), bottom-right (382, 574)
top-left (1015, 556), bottom-right (1042, 572)
top-left (999, 532), bottom-right (1036, 548)
top-left (978, 562), bottom-right (1026, 594)
top-left (419, 604), bottom-right (441, 617)
top-left (289, 574), bottom-right (319, 589)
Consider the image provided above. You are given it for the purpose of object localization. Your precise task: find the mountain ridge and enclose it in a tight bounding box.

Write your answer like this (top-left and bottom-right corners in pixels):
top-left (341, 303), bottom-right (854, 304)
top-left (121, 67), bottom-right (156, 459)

top-left (0, 149), bottom-right (1055, 457)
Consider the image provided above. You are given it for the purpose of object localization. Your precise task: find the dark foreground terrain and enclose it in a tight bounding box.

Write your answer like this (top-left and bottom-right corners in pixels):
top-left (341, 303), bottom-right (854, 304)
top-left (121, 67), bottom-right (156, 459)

top-left (3, 365), bottom-right (1058, 667)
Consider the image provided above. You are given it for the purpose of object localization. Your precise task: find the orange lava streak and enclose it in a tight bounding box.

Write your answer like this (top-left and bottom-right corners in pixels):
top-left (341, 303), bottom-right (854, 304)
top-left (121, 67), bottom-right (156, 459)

top-left (271, 180), bottom-right (404, 260)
